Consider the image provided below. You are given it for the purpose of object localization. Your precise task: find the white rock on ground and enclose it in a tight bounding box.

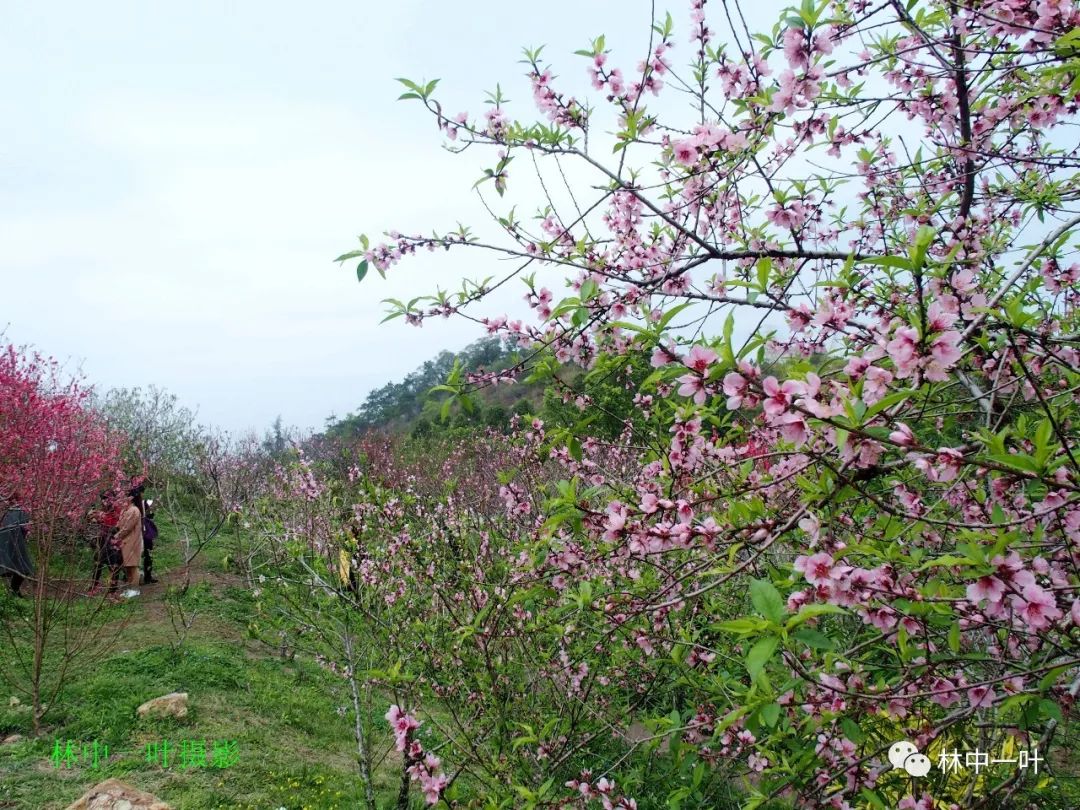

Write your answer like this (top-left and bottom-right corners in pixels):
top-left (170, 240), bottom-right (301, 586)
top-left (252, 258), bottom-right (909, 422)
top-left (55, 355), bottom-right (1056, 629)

top-left (64, 779), bottom-right (172, 810)
top-left (135, 692), bottom-right (188, 720)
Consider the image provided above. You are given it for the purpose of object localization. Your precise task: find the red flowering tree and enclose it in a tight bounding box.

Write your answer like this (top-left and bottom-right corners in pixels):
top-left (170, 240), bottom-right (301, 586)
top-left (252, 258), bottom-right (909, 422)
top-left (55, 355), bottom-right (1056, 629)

top-left (0, 345), bottom-right (123, 520)
top-left (337, 0), bottom-right (1080, 806)
top-left (0, 344), bottom-right (125, 732)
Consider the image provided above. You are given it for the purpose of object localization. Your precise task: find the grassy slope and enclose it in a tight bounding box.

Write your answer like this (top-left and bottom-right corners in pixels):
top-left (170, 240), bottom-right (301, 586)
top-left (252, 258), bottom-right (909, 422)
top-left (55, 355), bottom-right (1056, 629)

top-left (0, 517), bottom-right (409, 810)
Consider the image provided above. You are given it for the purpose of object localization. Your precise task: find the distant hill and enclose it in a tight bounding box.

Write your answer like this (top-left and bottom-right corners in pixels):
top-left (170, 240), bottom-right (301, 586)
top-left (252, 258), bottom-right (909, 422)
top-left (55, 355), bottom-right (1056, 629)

top-left (324, 336), bottom-right (542, 438)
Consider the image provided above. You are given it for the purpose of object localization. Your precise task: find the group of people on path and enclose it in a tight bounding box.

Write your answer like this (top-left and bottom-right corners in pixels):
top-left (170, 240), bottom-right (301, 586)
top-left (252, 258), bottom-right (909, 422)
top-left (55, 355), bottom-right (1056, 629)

top-left (0, 482), bottom-right (158, 602)
top-left (89, 484), bottom-right (159, 600)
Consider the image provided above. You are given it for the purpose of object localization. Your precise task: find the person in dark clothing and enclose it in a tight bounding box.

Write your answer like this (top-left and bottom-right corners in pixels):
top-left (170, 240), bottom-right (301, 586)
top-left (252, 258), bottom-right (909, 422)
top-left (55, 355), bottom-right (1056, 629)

top-left (141, 495), bottom-right (159, 585)
top-left (88, 491), bottom-right (122, 596)
top-left (0, 496), bottom-right (35, 597)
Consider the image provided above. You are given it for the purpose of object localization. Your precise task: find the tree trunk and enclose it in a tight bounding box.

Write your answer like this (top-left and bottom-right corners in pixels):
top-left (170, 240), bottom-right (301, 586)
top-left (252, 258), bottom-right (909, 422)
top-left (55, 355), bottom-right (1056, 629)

top-left (344, 629), bottom-right (377, 810)
top-left (396, 729), bottom-right (413, 810)
top-left (31, 565), bottom-right (45, 735)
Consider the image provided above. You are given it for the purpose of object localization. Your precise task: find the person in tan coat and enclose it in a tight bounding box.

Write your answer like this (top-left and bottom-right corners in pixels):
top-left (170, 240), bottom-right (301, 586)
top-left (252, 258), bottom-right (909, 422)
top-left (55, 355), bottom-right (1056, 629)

top-left (113, 491), bottom-right (143, 598)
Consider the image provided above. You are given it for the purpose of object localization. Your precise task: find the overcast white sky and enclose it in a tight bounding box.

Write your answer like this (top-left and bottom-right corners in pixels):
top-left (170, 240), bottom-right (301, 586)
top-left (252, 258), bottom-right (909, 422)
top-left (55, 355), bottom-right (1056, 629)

top-left (1, 1), bottom-right (781, 434)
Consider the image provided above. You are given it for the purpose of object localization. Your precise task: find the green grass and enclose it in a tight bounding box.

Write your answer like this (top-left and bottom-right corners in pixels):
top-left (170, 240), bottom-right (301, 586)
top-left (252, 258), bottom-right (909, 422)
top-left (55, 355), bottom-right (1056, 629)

top-left (0, 516), bottom-right (412, 809)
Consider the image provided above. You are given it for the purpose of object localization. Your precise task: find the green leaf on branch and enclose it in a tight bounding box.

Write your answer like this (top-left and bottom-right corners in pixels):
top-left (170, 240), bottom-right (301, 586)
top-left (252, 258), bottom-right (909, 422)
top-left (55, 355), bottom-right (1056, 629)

top-left (1040, 699), bottom-right (1063, 723)
top-left (1053, 28), bottom-right (1080, 57)
top-left (745, 636), bottom-right (779, 680)
top-left (916, 554), bottom-right (979, 571)
top-left (760, 703), bottom-right (781, 727)
top-left (721, 312), bottom-right (736, 366)
top-left (395, 77), bottom-right (440, 102)
top-left (985, 452), bottom-right (1041, 474)
top-left (755, 258), bottom-right (771, 291)
top-left (656, 301), bottom-right (697, 332)
top-left (841, 717), bottom-right (865, 743)
top-left (714, 617), bottom-right (769, 634)
top-left (1039, 664), bottom-right (1071, 691)
top-left (863, 389), bottom-right (915, 421)
top-left (910, 225), bottom-right (935, 270)
top-left (793, 627), bottom-right (835, 650)
top-left (785, 603), bottom-right (845, 628)
top-left (749, 579), bottom-right (786, 623)
top-left (860, 255), bottom-right (911, 271)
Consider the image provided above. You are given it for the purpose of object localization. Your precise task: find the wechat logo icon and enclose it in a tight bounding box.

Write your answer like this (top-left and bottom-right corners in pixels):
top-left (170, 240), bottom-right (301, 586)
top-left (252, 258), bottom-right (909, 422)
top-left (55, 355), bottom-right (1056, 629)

top-left (889, 740), bottom-right (932, 777)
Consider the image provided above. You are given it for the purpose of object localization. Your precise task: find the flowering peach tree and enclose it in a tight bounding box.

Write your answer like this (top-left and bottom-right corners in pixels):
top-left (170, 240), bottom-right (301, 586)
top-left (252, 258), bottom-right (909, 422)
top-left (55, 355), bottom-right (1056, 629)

top-left (338, 0), bottom-right (1080, 806)
top-left (249, 433), bottom-right (571, 808)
